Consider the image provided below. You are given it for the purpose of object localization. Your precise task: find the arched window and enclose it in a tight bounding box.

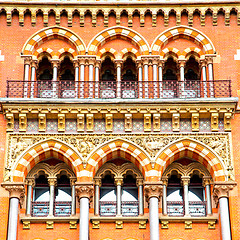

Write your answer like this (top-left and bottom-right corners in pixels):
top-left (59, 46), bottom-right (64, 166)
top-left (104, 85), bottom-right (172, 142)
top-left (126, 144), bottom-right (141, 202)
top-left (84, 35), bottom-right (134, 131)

top-left (26, 161), bottom-right (76, 218)
top-left (94, 161), bottom-right (143, 217)
top-left (162, 160), bottom-right (212, 217)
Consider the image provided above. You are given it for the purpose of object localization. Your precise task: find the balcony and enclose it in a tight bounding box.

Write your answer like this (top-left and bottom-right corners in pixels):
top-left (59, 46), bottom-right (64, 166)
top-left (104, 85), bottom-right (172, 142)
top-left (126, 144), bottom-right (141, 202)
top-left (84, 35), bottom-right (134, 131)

top-left (6, 80), bottom-right (232, 99)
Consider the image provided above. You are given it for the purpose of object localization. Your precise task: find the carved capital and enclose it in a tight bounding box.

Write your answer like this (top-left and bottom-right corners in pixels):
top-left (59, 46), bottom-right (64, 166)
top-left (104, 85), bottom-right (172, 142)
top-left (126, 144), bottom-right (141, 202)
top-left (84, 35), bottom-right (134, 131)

top-left (75, 182), bottom-right (94, 200)
top-left (144, 182), bottom-right (163, 201)
top-left (202, 176), bottom-right (212, 187)
top-left (94, 177), bottom-right (102, 187)
top-left (213, 181), bottom-right (237, 204)
top-left (181, 176), bottom-right (190, 186)
top-left (178, 60), bottom-right (186, 68)
top-left (2, 182), bottom-right (25, 201)
top-left (48, 177), bottom-right (57, 186)
top-left (51, 60), bottom-right (60, 68)
top-left (114, 177), bottom-right (123, 186)
top-left (136, 178), bottom-right (144, 187)
top-left (25, 177), bottom-right (35, 187)
top-left (114, 59), bottom-right (123, 68)
top-left (23, 56), bottom-right (32, 65)
top-left (70, 177), bottom-right (77, 186)
top-left (161, 176), bottom-right (168, 186)
top-left (206, 56), bottom-right (213, 65)
top-left (31, 60), bottom-right (38, 69)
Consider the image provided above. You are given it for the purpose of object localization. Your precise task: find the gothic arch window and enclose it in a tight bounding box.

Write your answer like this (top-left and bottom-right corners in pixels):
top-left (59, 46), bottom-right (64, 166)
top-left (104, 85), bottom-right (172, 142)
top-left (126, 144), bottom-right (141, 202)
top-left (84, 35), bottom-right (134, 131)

top-left (25, 159), bottom-right (76, 217)
top-left (94, 160), bottom-right (144, 217)
top-left (162, 159), bottom-right (212, 217)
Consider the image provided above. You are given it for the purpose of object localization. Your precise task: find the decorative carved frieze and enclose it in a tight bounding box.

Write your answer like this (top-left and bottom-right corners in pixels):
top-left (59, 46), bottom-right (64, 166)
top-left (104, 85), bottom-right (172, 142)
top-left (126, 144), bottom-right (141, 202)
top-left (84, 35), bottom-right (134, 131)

top-left (224, 112), bottom-right (232, 132)
top-left (153, 114), bottom-right (160, 132)
top-left (75, 183), bottom-right (94, 200)
top-left (172, 113), bottom-right (180, 132)
top-left (19, 113), bottom-right (27, 132)
top-left (77, 114), bottom-right (85, 132)
top-left (213, 181), bottom-right (237, 205)
top-left (58, 113), bottom-right (65, 132)
top-left (144, 182), bottom-right (163, 201)
top-left (211, 113), bottom-right (219, 132)
top-left (125, 114), bottom-right (132, 132)
top-left (38, 113), bottom-right (46, 132)
top-left (86, 114), bottom-right (94, 132)
top-left (105, 114), bottom-right (113, 132)
top-left (6, 113), bottom-right (14, 132)
top-left (144, 114), bottom-right (151, 132)
top-left (191, 113), bottom-right (199, 132)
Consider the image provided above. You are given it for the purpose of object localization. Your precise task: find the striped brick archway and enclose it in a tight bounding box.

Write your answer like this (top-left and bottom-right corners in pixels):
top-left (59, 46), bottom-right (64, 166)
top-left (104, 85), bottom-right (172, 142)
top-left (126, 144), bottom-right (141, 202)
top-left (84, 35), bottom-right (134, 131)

top-left (12, 139), bottom-right (83, 182)
top-left (84, 139), bottom-right (154, 182)
top-left (22, 26), bottom-right (86, 56)
top-left (87, 26), bottom-right (150, 55)
top-left (151, 26), bottom-right (216, 55)
top-left (155, 139), bottom-right (226, 181)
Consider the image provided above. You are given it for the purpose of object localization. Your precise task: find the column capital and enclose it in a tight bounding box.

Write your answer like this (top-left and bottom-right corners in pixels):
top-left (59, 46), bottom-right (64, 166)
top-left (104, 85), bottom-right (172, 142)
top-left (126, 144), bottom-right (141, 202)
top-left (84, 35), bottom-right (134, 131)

top-left (141, 56), bottom-right (151, 66)
top-left (73, 59), bottom-right (79, 68)
top-left (95, 59), bottom-right (101, 68)
top-left (114, 59), bottom-right (123, 68)
top-left (25, 177), bottom-right (35, 187)
top-left (161, 176), bottom-right (168, 186)
top-left (136, 59), bottom-right (143, 69)
top-left (78, 56), bottom-right (88, 65)
top-left (144, 182), bottom-right (163, 201)
top-left (213, 181), bottom-right (237, 204)
top-left (114, 177), bottom-right (123, 186)
top-left (75, 182), bottom-right (94, 200)
top-left (31, 60), bottom-right (38, 68)
top-left (205, 56), bottom-right (213, 65)
top-left (2, 182), bottom-right (25, 201)
top-left (158, 60), bottom-right (164, 68)
top-left (202, 176), bottom-right (212, 187)
top-left (200, 59), bottom-right (207, 68)
top-left (70, 177), bottom-right (77, 186)
top-left (136, 178), bottom-right (144, 187)
top-left (48, 177), bottom-right (57, 186)
top-left (181, 176), bottom-right (190, 186)
top-left (94, 177), bottom-right (102, 187)
top-left (85, 56), bottom-right (97, 66)
top-left (51, 59), bottom-right (60, 68)
top-left (21, 55), bottom-right (32, 65)
top-left (151, 56), bottom-right (161, 65)
top-left (178, 59), bottom-right (186, 68)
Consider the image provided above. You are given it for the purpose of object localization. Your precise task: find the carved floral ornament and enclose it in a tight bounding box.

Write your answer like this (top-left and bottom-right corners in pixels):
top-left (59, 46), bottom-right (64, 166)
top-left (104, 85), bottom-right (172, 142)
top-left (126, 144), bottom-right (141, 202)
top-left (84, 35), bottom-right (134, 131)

top-left (144, 182), bottom-right (163, 201)
top-left (75, 183), bottom-right (94, 200)
top-left (4, 133), bottom-right (234, 183)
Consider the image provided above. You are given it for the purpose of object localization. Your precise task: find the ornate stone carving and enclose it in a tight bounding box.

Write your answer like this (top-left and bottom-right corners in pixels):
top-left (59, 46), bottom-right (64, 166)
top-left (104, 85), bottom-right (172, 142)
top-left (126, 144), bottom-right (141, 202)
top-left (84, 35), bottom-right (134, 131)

top-left (6, 113), bottom-right (14, 132)
top-left (38, 113), bottom-right (46, 132)
top-left (144, 182), bottom-right (163, 201)
top-left (105, 114), bottom-right (113, 132)
top-left (22, 221), bottom-right (30, 230)
top-left (69, 220), bottom-right (77, 229)
top-left (211, 113), bottom-right (219, 132)
top-left (192, 113), bottom-right (199, 132)
top-left (208, 220), bottom-right (216, 229)
top-left (172, 113), bottom-right (180, 132)
top-left (213, 182), bottom-right (237, 205)
top-left (75, 183), bottom-right (94, 200)
top-left (224, 112), bottom-right (232, 132)
top-left (58, 114), bottom-right (65, 132)
top-left (125, 114), bottom-right (132, 132)
top-left (46, 221), bottom-right (54, 229)
top-left (139, 220), bottom-right (147, 229)
top-left (161, 220), bottom-right (169, 229)
top-left (144, 114), bottom-right (151, 132)
top-left (115, 220), bottom-right (123, 229)
top-left (153, 114), bottom-right (160, 132)
top-left (19, 113), bottom-right (27, 132)
top-left (185, 220), bottom-right (192, 229)
top-left (87, 114), bottom-right (94, 132)
top-left (77, 139), bottom-right (94, 159)
top-left (92, 220), bottom-right (100, 229)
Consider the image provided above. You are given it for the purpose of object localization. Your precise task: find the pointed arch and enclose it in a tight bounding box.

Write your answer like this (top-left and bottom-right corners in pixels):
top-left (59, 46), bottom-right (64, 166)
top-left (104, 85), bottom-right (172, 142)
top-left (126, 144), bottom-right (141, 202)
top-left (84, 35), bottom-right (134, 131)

top-left (151, 26), bottom-right (216, 55)
top-left (12, 139), bottom-right (83, 182)
top-left (120, 48), bottom-right (140, 59)
top-left (96, 47), bottom-right (118, 60)
top-left (154, 138), bottom-right (226, 181)
top-left (22, 26), bottom-right (86, 56)
top-left (83, 139), bottom-right (154, 182)
top-left (87, 26), bottom-right (150, 55)
top-left (160, 47), bottom-right (181, 58)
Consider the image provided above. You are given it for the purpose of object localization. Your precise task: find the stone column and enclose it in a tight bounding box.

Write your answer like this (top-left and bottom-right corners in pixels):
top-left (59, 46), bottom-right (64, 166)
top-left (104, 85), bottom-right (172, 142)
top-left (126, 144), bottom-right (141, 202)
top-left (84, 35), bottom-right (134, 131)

top-left (145, 182), bottom-right (163, 240)
top-left (30, 60), bottom-right (37, 98)
top-left (2, 183), bottom-right (25, 240)
top-left (76, 183), bottom-right (94, 240)
top-left (115, 60), bottom-right (123, 98)
top-left (213, 182), bottom-right (236, 240)
top-left (136, 60), bottom-right (143, 98)
top-left (162, 176), bottom-right (168, 216)
top-left (115, 177), bottom-right (123, 216)
top-left (178, 60), bottom-right (185, 98)
top-left (200, 59), bottom-right (207, 97)
top-left (70, 178), bottom-right (77, 216)
top-left (142, 57), bottom-right (149, 98)
top-left (158, 60), bottom-right (164, 98)
top-left (94, 177), bottom-right (101, 216)
top-left (152, 57), bottom-right (159, 98)
top-left (137, 178), bottom-right (144, 216)
top-left (203, 176), bottom-right (212, 215)
top-left (25, 178), bottom-right (35, 216)
top-left (181, 176), bottom-right (190, 216)
top-left (51, 60), bottom-right (59, 98)
top-left (206, 57), bottom-right (214, 97)
top-left (48, 177), bottom-right (57, 216)
top-left (23, 57), bottom-right (31, 98)
top-left (88, 57), bottom-right (96, 98)
top-left (78, 57), bottom-right (85, 98)
top-left (73, 60), bottom-right (79, 98)
top-left (95, 60), bottom-right (101, 98)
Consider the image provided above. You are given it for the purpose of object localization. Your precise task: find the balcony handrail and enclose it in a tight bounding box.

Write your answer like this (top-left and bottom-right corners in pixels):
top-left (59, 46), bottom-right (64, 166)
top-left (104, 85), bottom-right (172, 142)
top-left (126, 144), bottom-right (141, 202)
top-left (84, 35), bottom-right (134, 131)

top-left (6, 80), bottom-right (232, 99)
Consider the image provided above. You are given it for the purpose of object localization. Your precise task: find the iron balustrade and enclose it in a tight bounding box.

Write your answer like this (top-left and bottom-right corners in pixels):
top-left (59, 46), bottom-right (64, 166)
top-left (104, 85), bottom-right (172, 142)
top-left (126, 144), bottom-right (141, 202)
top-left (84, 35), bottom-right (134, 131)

top-left (31, 201), bottom-right (71, 217)
top-left (167, 201), bottom-right (207, 217)
top-left (99, 201), bottom-right (139, 217)
top-left (31, 201), bottom-right (49, 217)
top-left (6, 80), bottom-right (232, 99)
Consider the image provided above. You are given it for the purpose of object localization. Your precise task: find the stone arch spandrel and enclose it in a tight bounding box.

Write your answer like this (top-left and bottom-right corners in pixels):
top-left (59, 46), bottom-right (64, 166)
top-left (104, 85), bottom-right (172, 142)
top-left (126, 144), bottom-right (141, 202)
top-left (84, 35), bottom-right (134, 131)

top-left (154, 138), bottom-right (226, 182)
top-left (12, 139), bottom-right (83, 182)
top-left (82, 138), bottom-right (156, 182)
top-left (87, 26), bottom-right (150, 55)
top-left (151, 25), bottom-right (216, 55)
top-left (22, 26), bottom-right (86, 56)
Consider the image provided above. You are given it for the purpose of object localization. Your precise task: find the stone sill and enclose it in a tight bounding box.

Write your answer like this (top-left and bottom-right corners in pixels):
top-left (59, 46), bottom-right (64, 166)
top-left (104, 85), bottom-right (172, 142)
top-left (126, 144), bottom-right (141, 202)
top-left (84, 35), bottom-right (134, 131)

top-left (90, 215), bottom-right (148, 223)
top-left (20, 215), bottom-right (79, 223)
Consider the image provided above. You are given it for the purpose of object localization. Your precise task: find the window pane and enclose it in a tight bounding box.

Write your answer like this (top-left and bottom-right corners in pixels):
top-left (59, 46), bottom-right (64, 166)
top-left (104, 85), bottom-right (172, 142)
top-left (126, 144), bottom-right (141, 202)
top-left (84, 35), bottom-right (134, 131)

top-left (167, 187), bottom-right (183, 201)
top-left (55, 187), bottom-right (72, 201)
top-left (100, 188), bottom-right (116, 201)
top-left (34, 188), bottom-right (49, 201)
top-left (189, 187), bottom-right (204, 201)
top-left (122, 188), bottom-right (138, 201)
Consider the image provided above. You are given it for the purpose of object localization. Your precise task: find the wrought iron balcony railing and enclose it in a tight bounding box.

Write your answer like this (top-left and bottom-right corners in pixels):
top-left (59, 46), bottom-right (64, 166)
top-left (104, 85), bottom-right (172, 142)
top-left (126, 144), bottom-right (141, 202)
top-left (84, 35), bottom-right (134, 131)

top-left (6, 80), bottom-right (232, 99)
top-left (31, 201), bottom-right (71, 217)
top-left (167, 201), bottom-right (207, 217)
top-left (99, 201), bottom-right (139, 217)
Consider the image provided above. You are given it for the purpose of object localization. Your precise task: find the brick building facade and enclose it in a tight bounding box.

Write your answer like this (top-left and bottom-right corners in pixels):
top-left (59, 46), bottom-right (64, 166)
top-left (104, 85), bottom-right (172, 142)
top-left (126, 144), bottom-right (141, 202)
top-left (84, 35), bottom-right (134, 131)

top-left (0, 0), bottom-right (239, 240)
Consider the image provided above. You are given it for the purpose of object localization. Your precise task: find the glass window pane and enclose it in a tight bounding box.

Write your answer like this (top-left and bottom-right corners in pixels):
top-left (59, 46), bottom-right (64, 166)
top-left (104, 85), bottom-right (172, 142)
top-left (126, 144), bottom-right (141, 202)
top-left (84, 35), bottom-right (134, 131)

top-left (34, 187), bottom-right (49, 201)
top-left (122, 188), bottom-right (138, 201)
top-left (55, 187), bottom-right (72, 201)
top-left (189, 187), bottom-right (204, 201)
top-left (167, 187), bottom-right (183, 201)
top-left (100, 188), bottom-right (116, 201)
